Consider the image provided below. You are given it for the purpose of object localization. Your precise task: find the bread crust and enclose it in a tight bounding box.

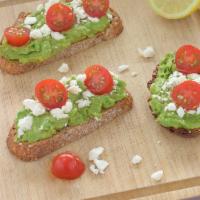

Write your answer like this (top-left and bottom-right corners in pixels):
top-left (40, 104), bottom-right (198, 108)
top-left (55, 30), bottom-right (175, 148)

top-left (147, 66), bottom-right (200, 138)
top-left (7, 93), bottom-right (133, 161)
top-left (0, 9), bottom-right (123, 75)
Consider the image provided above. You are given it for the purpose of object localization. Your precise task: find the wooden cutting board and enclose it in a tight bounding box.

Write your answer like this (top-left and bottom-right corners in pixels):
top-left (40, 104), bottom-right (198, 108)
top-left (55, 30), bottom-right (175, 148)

top-left (1, 0), bottom-right (200, 199)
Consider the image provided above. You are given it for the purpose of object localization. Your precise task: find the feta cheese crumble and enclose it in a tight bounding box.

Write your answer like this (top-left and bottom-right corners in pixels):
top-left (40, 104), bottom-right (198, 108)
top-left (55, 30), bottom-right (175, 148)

top-left (51, 32), bottom-right (65, 40)
top-left (176, 107), bottom-right (185, 118)
top-left (151, 170), bottom-right (164, 181)
top-left (23, 99), bottom-right (46, 116)
top-left (50, 108), bottom-right (68, 119)
top-left (62, 100), bottom-right (73, 113)
top-left (76, 99), bottom-right (91, 108)
top-left (94, 159), bottom-right (109, 174)
top-left (164, 103), bottom-right (177, 112)
top-left (24, 16), bottom-right (37, 25)
top-left (118, 65), bottom-right (129, 73)
top-left (82, 90), bottom-right (94, 99)
top-left (138, 46), bottom-right (155, 58)
top-left (58, 63), bottom-right (69, 73)
top-left (30, 29), bottom-right (43, 39)
top-left (89, 164), bottom-right (99, 175)
top-left (89, 147), bottom-right (104, 161)
top-left (131, 155), bottom-right (143, 165)
top-left (17, 116), bottom-right (33, 137)
top-left (76, 74), bottom-right (86, 82)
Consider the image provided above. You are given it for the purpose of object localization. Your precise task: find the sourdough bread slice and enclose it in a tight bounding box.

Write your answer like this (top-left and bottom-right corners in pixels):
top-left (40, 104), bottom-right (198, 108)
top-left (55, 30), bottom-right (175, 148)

top-left (147, 66), bottom-right (200, 138)
top-left (7, 93), bottom-right (133, 161)
top-left (0, 9), bottom-right (123, 75)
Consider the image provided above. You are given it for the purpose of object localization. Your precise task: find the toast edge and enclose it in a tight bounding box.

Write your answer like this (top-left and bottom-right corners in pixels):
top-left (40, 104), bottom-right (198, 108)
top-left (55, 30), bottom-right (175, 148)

top-left (7, 93), bottom-right (133, 161)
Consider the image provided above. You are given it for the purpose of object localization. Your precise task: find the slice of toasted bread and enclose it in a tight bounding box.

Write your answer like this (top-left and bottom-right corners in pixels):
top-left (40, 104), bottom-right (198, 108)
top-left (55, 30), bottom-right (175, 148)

top-left (147, 66), bottom-right (200, 138)
top-left (0, 9), bottom-right (123, 75)
top-left (7, 93), bottom-right (133, 161)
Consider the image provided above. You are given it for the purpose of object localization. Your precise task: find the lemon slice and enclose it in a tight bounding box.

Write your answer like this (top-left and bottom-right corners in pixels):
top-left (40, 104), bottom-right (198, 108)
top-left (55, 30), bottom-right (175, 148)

top-left (149, 0), bottom-right (200, 19)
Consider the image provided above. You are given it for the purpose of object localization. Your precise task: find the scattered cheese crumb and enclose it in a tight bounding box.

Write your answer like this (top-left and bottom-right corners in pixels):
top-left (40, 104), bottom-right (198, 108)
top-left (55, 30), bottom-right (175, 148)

top-left (107, 13), bottom-right (113, 20)
top-left (94, 159), bottom-right (109, 174)
top-left (176, 107), bottom-right (185, 118)
top-left (40, 24), bottom-right (51, 37)
top-left (82, 90), bottom-right (94, 99)
top-left (138, 46), bottom-right (155, 58)
top-left (51, 31), bottom-right (65, 40)
top-left (89, 147), bottom-right (104, 161)
top-left (18, 116), bottom-right (33, 137)
top-left (24, 16), bottom-right (37, 25)
top-left (62, 100), bottom-right (73, 113)
top-left (164, 103), bottom-right (177, 112)
top-left (36, 3), bottom-right (44, 12)
top-left (118, 65), bottom-right (129, 73)
top-left (76, 99), bottom-right (91, 108)
top-left (50, 108), bottom-right (68, 119)
top-left (89, 164), bottom-right (99, 175)
top-left (151, 170), bottom-right (164, 181)
top-left (59, 76), bottom-right (69, 84)
top-left (58, 63), bottom-right (69, 73)
top-left (131, 72), bottom-right (138, 77)
top-left (23, 99), bottom-right (46, 116)
top-left (30, 29), bottom-right (43, 39)
top-left (76, 74), bottom-right (86, 82)
top-left (68, 85), bottom-right (82, 94)
top-left (88, 16), bottom-right (99, 22)
top-left (131, 155), bottom-right (143, 165)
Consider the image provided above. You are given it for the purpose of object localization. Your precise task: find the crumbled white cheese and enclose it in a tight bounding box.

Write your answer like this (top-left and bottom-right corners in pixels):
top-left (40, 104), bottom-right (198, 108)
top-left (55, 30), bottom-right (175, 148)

top-left (68, 85), bottom-right (82, 94)
top-left (89, 147), bottom-right (104, 161)
top-left (151, 170), bottom-right (164, 181)
top-left (76, 99), bottom-right (91, 108)
top-left (118, 65), bottom-right (129, 73)
top-left (94, 159), bottom-right (109, 174)
top-left (62, 100), bottom-right (73, 113)
top-left (17, 116), bottom-right (33, 137)
top-left (74, 6), bottom-right (87, 23)
top-left (107, 13), bottom-right (113, 20)
top-left (58, 63), bottom-right (69, 73)
top-left (36, 3), bottom-right (44, 12)
top-left (76, 74), bottom-right (86, 82)
top-left (131, 155), bottom-right (143, 165)
top-left (89, 164), bottom-right (99, 175)
top-left (138, 46), bottom-right (155, 58)
top-left (152, 95), bottom-right (168, 102)
top-left (24, 16), bottom-right (37, 25)
top-left (45, 0), bottom-right (60, 12)
top-left (131, 72), bottom-right (138, 77)
top-left (82, 90), bottom-right (94, 99)
top-left (70, 79), bottom-right (78, 87)
top-left (164, 103), bottom-right (177, 112)
top-left (188, 110), bottom-right (196, 115)
top-left (51, 32), bottom-right (65, 40)
top-left (23, 99), bottom-right (46, 116)
top-left (88, 16), bottom-right (99, 23)
top-left (59, 76), bottom-right (69, 85)
top-left (17, 128), bottom-right (24, 138)
top-left (176, 107), bottom-right (185, 118)
top-left (40, 24), bottom-right (51, 37)
top-left (30, 29), bottom-right (43, 39)
top-left (50, 108), bottom-right (68, 119)
top-left (197, 107), bottom-right (200, 115)
top-left (109, 71), bottom-right (119, 79)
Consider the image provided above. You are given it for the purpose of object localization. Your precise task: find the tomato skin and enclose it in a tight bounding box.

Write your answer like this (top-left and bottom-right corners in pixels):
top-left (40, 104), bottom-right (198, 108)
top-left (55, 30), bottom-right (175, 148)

top-left (46, 3), bottom-right (75, 32)
top-left (4, 26), bottom-right (30, 47)
top-left (84, 64), bottom-right (114, 95)
top-left (171, 80), bottom-right (200, 110)
top-left (83, 0), bottom-right (109, 18)
top-left (51, 152), bottom-right (85, 180)
top-left (175, 45), bottom-right (200, 74)
top-left (35, 79), bottom-right (68, 110)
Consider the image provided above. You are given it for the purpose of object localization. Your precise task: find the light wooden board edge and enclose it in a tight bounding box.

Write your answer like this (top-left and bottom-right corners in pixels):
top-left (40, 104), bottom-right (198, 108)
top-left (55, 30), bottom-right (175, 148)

top-left (86, 176), bottom-right (200, 200)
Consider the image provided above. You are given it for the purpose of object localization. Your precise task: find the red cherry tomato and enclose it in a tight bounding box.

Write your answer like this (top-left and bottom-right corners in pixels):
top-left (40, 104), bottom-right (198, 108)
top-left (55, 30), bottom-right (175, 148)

top-left (4, 26), bottom-right (30, 47)
top-left (171, 80), bottom-right (200, 110)
top-left (175, 45), bottom-right (200, 74)
top-left (35, 79), bottom-right (68, 110)
top-left (46, 3), bottom-right (75, 32)
top-left (84, 64), bottom-right (114, 95)
top-left (51, 152), bottom-right (85, 180)
top-left (83, 0), bottom-right (109, 18)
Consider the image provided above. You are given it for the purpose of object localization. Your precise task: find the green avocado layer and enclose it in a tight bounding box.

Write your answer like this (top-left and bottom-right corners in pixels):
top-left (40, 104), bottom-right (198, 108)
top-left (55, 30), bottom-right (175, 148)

top-left (149, 53), bottom-right (200, 130)
top-left (0, 7), bottom-right (110, 64)
top-left (16, 77), bottom-right (127, 143)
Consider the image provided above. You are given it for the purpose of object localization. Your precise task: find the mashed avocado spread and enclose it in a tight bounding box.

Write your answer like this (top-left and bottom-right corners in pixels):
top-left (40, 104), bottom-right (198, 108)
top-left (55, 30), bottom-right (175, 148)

top-left (149, 53), bottom-right (200, 130)
top-left (0, 3), bottom-right (110, 64)
top-left (16, 76), bottom-right (127, 143)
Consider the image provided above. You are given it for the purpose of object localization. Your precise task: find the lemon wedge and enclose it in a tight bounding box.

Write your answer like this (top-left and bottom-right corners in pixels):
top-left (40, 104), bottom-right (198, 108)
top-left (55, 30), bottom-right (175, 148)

top-left (149, 0), bottom-right (200, 19)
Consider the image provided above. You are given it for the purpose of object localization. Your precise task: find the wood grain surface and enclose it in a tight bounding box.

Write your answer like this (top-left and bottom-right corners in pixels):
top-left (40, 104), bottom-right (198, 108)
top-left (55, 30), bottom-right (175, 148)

top-left (1, 0), bottom-right (200, 200)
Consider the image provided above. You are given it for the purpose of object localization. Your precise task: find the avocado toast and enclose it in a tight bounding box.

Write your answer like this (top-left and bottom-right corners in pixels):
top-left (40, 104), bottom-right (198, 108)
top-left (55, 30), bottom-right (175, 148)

top-left (7, 65), bottom-right (133, 161)
top-left (0, 0), bottom-right (123, 75)
top-left (148, 45), bottom-right (200, 137)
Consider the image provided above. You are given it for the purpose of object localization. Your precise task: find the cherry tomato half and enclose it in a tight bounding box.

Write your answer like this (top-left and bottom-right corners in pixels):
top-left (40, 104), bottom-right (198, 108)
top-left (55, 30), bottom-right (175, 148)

top-left (46, 3), bottom-right (75, 32)
top-left (35, 79), bottom-right (68, 110)
top-left (175, 45), bottom-right (200, 74)
top-left (84, 64), bottom-right (114, 95)
top-left (83, 0), bottom-right (109, 18)
top-left (171, 80), bottom-right (200, 110)
top-left (4, 26), bottom-right (30, 47)
top-left (51, 152), bottom-right (85, 180)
